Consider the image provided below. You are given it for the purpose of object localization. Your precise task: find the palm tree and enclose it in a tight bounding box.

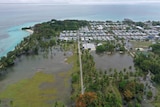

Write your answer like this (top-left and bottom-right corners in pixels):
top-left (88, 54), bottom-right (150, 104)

top-left (129, 66), bottom-right (132, 71)
top-left (123, 68), bottom-right (126, 73)
top-left (114, 68), bottom-right (118, 81)
top-left (109, 68), bottom-right (112, 74)
top-left (119, 71), bottom-right (123, 81)
top-left (104, 70), bottom-right (107, 74)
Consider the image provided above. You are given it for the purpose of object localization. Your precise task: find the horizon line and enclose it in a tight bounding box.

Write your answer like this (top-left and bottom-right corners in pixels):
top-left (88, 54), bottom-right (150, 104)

top-left (1, 2), bottom-right (160, 5)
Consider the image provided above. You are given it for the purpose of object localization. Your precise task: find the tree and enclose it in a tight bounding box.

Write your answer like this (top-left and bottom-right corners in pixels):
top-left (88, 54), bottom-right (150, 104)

top-left (129, 66), bottom-right (132, 70)
top-left (150, 43), bottom-right (160, 55)
top-left (123, 68), bottom-right (126, 73)
top-left (76, 92), bottom-right (97, 107)
top-left (119, 80), bottom-right (127, 91)
top-left (135, 103), bottom-right (141, 107)
top-left (119, 46), bottom-right (125, 52)
top-left (123, 89), bottom-right (133, 101)
top-left (96, 45), bottom-right (106, 53)
top-left (147, 91), bottom-right (153, 99)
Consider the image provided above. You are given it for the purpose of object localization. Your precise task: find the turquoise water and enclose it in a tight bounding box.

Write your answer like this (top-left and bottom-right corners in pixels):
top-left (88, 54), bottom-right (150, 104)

top-left (0, 22), bottom-right (38, 57)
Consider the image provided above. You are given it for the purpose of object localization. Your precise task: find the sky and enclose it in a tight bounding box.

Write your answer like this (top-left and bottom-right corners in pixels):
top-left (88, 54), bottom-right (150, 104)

top-left (1, 0), bottom-right (160, 4)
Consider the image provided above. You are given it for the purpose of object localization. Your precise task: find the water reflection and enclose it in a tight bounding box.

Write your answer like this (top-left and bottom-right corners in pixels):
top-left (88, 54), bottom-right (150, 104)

top-left (91, 52), bottom-right (135, 72)
top-left (0, 49), bottom-right (72, 92)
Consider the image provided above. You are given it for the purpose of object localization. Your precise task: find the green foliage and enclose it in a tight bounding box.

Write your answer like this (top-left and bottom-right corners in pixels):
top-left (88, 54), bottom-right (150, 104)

top-left (96, 45), bottom-right (106, 53)
top-left (135, 103), bottom-right (141, 107)
top-left (78, 50), bottom-right (122, 107)
top-left (119, 46), bottom-right (125, 51)
top-left (119, 80), bottom-right (128, 91)
top-left (153, 73), bottom-right (160, 84)
top-left (150, 43), bottom-right (160, 55)
top-left (135, 22), bottom-right (145, 27)
top-left (118, 80), bottom-right (144, 104)
top-left (136, 94), bottom-right (143, 103)
top-left (134, 52), bottom-right (160, 84)
top-left (147, 91), bottom-right (153, 99)
top-left (49, 39), bottom-right (56, 46)
top-left (72, 73), bottom-right (79, 83)
top-left (96, 42), bottom-right (115, 53)
top-left (152, 21), bottom-right (160, 26)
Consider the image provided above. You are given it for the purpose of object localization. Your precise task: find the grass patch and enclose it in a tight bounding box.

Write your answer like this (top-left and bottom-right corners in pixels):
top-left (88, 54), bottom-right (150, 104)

top-left (66, 42), bottom-right (79, 74)
top-left (106, 80), bottom-right (123, 107)
top-left (130, 40), bottom-right (152, 48)
top-left (58, 71), bottom-right (71, 88)
top-left (0, 72), bottom-right (56, 107)
top-left (111, 85), bottom-right (123, 106)
top-left (66, 43), bottom-right (81, 100)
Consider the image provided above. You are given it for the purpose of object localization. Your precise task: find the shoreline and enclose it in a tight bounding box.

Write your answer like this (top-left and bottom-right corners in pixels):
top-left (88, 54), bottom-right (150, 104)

top-left (25, 29), bottom-right (34, 34)
top-left (0, 22), bottom-right (37, 58)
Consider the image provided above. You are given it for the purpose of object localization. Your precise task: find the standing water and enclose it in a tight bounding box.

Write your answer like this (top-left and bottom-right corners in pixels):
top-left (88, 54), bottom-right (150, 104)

top-left (0, 49), bottom-right (72, 105)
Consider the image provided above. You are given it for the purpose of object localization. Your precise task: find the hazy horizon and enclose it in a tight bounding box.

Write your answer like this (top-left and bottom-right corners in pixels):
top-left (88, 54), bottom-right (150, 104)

top-left (1, 0), bottom-right (160, 4)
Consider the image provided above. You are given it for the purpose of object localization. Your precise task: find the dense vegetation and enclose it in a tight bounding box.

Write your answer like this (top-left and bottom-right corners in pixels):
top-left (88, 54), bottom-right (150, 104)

top-left (119, 80), bottom-right (144, 107)
top-left (151, 21), bottom-right (160, 26)
top-left (134, 43), bottom-right (160, 84)
top-left (96, 42), bottom-right (114, 53)
top-left (74, 50), bottom-right (122, 107)
top-left (150, 43), bottom-right (160, 55)
top-left (96, 41), bottom-right (125, 54)
top-left (71, 49), bottom-right (144, 107)
top-left (134, 22), bottom-right (145, 27)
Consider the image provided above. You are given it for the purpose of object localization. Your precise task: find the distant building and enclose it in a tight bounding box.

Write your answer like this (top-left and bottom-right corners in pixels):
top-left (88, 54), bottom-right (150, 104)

top-left (97, 43), bottom-right (103, 46)
top-left (135, 48), bottom-right (144, 51)
top-left (136, 26), bottom-right (143, 30)
top-left (147, 35), bottom-right (154, 39)
top-left (82, 43), bottom-right (96, 51)
top-left (97, 25), bottom-right (103, 30)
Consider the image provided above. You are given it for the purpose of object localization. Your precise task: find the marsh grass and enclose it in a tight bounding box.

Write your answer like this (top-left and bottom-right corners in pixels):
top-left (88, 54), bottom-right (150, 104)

top-left (0, 72), bottom-right (57, 107)
top-left (130, 40), bottom-right (152, 48)
top-left (0, 42), bottom-right (79, 107)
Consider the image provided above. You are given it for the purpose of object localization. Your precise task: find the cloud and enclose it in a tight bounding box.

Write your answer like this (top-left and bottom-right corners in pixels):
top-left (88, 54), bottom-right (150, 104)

top-left (1, 0), bottom-right (160, 4)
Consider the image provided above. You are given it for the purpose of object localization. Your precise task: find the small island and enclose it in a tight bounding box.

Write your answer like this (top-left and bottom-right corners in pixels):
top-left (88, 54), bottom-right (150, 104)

top-left (0, 19), bottom-right (160, 107)
top-left (21, 26), bottom-right (32, 30)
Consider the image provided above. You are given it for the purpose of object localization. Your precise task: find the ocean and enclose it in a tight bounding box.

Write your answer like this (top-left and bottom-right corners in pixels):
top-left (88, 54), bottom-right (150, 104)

top-left (0, 3), bottom-right (160, 57)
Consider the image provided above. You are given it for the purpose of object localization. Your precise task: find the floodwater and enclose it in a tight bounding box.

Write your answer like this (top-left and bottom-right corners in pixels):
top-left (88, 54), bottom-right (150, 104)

top-left (91, 52), bottom-right (135, 72)
top-left (0, 49), bottom-right (72, 104)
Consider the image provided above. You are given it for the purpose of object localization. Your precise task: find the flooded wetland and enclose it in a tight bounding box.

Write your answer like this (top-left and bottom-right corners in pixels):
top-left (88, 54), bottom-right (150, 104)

top-left (0, 49), bottom-right (72, 106)
top-left (91, 52), bottom-right (135, 72)
top-left (0, 47), bottom-right (136, 106)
